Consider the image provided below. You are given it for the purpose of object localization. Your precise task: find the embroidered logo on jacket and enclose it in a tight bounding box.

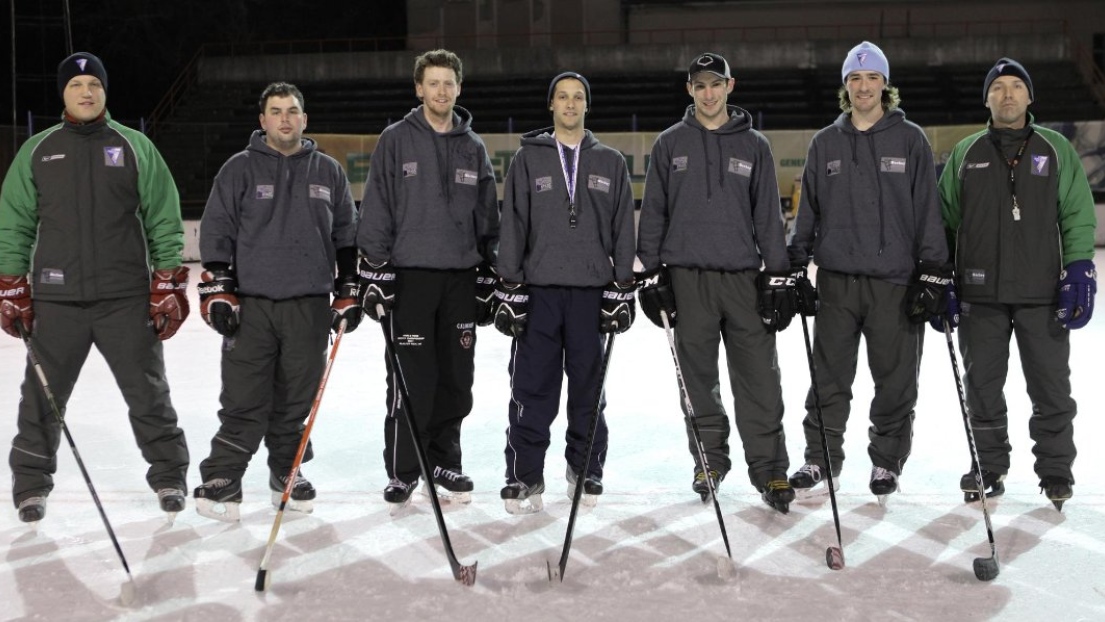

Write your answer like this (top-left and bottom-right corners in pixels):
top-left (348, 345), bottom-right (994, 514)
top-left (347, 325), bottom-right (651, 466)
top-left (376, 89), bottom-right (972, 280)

top-left (255, 185), bottom-right (274, 200)
top-left (309, 184), bottom-right (331, 201)
top-left (587, 174), bottom-right (611, 193)
top-left (39, 268), bottom-right (65, 286)
top-left (827, 160), bottom-right (841, 176)
top-left (402, 162), bottom-right (418, 177)
top-left (963, 268), bottom-right (987, 286)
top-left (536, 176), bottom-right (553, 192)
top-left (103, 147), bottom-right (124, 167)
top-left (728, 158), bottom-right (753, 177)
top-left (41, 154), bottom-right (66, 162)
top-left (455, 169), bottom-right (478, 186)
top-left (879, 157), bottom-right (906, 173)
top-left (965, 162), bottom-right (990, 169)
top-left (672, 156), bottom-right (689, 172)
top-left (1031, 155), bottom-right (1049, 176)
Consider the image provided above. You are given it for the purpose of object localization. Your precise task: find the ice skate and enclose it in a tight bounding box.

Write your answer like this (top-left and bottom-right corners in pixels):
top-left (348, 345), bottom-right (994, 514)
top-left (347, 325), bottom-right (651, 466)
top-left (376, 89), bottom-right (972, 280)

top-left (17, 495), bottom-right (47, 526)
top-left (960, 469), bottom-right (1005, 503)
top-left (270, 470), bottom-right (316, 513)
top-left (1039, 476), bottom-right (1072, 512)
top-left (566, 466), bottom-right (603, 507)
top-left (759, 479), bottom-right (795, 514)
top-left (423, 466), bottom-right (473, 504)
top-left (691, 469), bottom-right (723, 503)
top-left (870, 467), bottom-right (899, 506)
top-left (789, 463), bottom-right (840, 501)
top-left (194, 478), bottom-right (243, 523)
top-left (157, 488), bottom-right (186, 524)
top-left (384, 478), bottom-right (419, 515)
top-left (501, 480), bottom-right (545, 515)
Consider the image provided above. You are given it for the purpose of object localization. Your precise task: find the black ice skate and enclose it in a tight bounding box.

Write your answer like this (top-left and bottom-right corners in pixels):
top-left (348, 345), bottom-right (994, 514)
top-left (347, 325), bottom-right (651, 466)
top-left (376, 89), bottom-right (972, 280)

top-left (501, 480), bottom-right (545, 515)
top-left (960, 469), bottom-right (1005, 503)
top-left (759, 479), bottom-right (795, 514)
top-left (270, 470), bottom-right (317, 513)
top-left (870, 466), bottom-right (899, 506)
top-left (194, 478), bottom-right (243, 523)
top-left (427, 466), bottom-right (473, 504)
top-left (789, 463), bottom-right (840, 501)
top-left (566, 466), bottom-right (603, 507)
top-left (157, 488), bottom-right (186, 524)
top-left (1039, 476), bottom-right (1072, 512)
top-left (384, 478), bottom-right (419, 515)
top-left (17, 494), bottom-right (47, 526)
top-left (692, 469), bottom-right (723, 503)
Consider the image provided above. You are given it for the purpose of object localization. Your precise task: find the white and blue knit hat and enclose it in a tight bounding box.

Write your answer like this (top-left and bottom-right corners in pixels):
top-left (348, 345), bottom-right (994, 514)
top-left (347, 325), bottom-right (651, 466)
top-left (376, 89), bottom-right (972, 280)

top-left (841, 41), bottom-right (889, 84)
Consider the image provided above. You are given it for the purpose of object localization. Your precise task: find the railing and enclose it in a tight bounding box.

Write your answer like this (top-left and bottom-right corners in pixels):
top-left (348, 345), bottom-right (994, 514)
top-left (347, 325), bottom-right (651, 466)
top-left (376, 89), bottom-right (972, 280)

top-left (1071, 40), bottom-right (1105, 110)
top-left (146, 46), bottom-right (206, 139)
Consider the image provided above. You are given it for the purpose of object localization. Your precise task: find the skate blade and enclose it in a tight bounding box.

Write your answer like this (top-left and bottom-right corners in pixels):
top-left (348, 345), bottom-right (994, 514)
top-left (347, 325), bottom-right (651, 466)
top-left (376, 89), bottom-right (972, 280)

top-left (504, 494), bottom-right (544, 515)
top-left (566, 484), bottom-right (598, 507)
top-left (388, 497), bottom-right (413, 517)
top-left (421, 483), bottom-right (472, 505)
top-left (270, 491), bottom-right (314, 514)
top-left (164, 511), bottom-right (178, 526)
top-left (1051, 499), bottom-right (1066, 512)
top-left (876, 494), bottom-right (890, 508)
top-left (195, 498), bottom-right (241, 523)
top-left (793, 479), bottom-right (840, 503)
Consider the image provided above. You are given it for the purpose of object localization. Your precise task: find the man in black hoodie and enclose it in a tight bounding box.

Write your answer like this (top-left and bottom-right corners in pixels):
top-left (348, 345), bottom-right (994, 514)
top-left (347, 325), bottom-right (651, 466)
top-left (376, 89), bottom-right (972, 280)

top-left (357, 50), bottom-right (500, 508)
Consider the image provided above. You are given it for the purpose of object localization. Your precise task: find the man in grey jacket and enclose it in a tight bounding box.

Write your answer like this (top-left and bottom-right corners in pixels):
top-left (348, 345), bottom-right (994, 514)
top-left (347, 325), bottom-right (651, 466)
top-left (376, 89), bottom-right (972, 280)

top-left (787, 41), bottom-right (949, 504)
top-left (637, 52), bottom-right (797, 513)
top-left (192, 82), bottom-right (359, 522)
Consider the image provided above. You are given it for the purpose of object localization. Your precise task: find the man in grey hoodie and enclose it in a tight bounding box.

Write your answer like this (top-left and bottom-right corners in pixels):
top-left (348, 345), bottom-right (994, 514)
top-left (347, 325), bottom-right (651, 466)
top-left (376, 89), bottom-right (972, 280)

top-left (357, 50), bottom-right (499, 508)
top-left (637, 52), bottom-right (797, 513)
top-left (786, 41), bottom-right (949, 504)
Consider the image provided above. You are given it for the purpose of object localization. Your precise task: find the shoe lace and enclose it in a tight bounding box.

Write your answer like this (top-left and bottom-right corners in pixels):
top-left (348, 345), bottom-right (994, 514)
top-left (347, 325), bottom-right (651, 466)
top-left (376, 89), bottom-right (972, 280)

top-left (871, 466), bottom-right (896, 483)
top-left (387, 478), bottom-right (413, 492)
top-left (695, 470), bottom-right (719, 483)
top-left (433, 467), bottom-right (465, 482)
top-left (203, 478), bottom-right (235, 489)
top-left (156, 488), bottom-right (184, 499)
top-left (798, 463), bottom-right (822, 481)
top-left (764, 479), bottom-right (791, 492)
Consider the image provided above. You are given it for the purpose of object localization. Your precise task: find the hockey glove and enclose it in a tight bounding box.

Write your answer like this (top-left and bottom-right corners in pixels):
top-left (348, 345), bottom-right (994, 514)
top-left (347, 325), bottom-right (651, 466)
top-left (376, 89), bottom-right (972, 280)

top-left (791, 264), bottom-right (819, 317)
top-left (197, 268), bottom-right (241, 337)
top-left (1056, 259), bottom-right (1096, 330)
top-left (149, 266), bottom-right (191, 341)
top-left (492, 282), bottom-right (529, 338)
top-left (359, 257), bottom-right (396, 322)
top-left (904, 261), bottom-right (953, 324)
top-left (331, 275), bottom-right (363, 333)
top-left (928, 281), bottom-right (960, 333)
top-left (475, 261), bottom-right (497, 326)
top-left (636, 266), bottom-right (678, 328)
top-left (600, 281), bottom-right (636, 334)
top-left (0, 274), bottom-right (33, 339)
top-left (756, 270), bottom-right (797, 332)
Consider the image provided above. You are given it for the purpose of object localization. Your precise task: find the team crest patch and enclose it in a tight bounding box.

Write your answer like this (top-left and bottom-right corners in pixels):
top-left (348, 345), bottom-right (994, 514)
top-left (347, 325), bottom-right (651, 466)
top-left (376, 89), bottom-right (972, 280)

top-left (459, 329), bottom-right (474, 349)
top-left (402, 162), bottom-right (418, 178)
top-left (672, 156), bottom-right (688, 172)
top-left (827, 160), bottom-right (841, 176)
top-left (103, 147), bottom-right (124, 167)
top-left (309, 184), bottom-right (331, 201)
top-left (536, 176), bottom-right (554, 192)
top-left (587, 174), bottom-right (611, 193)
top-left (880, 157), bottom-right (906, 173)
top-left (255, 185), bottom-right (274, 200)
top-left (455, 169), bottom-right (478, 186)
top-left (1030, 155), bottom-right (1049, 176)
top-left (727, 158), bottom-right (752, 177)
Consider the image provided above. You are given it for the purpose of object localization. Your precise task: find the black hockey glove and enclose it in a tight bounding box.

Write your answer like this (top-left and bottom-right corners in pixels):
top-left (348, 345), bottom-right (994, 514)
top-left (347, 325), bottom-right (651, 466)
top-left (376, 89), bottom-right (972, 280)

top-left (197, 267), bottom-right (240, 337)
top-left (757, 270), bottom-right (797, 332)
top-left (331, 275), bottom-right (363, 333)
top-left (475, 261), bottom-right (497, 327)
top-left (1056, 259), bottom-right (1097, 330)
top-left (358, 257), bottom-right (397, 322)
top-left (636, 266), bottom-right (678, 328)
top-left (928, 281), bottom-right (960, 333)
top-left (904, 261), bottom-right (952, 324)
top-left (600, 281), bottom-right (636, 334)
top-left (492, 282), bottom-right (529, 338)
top-left (791, 264), bottom-right (819, 317)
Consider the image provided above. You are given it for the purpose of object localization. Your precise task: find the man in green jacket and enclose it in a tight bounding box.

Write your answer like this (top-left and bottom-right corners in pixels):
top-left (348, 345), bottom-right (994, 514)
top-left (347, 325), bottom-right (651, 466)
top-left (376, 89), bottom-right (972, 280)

top-left (936, 58), bottom-right (1096, 511)
top-left (0, 52), bottom-right (191, 524)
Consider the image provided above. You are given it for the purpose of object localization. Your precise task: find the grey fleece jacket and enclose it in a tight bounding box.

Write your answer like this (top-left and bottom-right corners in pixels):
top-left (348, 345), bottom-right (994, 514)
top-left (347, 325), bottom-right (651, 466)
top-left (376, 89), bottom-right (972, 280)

top-left (200, 131), bottom-right (357, 299)
top-left (356, 105), bottom-right (499, 270)
top-left (788, 108), bottom-right (947, 285)
top-left (497, 128), bottom-right (636, 287)
top-left (637, 105), bottom-right (788, 273)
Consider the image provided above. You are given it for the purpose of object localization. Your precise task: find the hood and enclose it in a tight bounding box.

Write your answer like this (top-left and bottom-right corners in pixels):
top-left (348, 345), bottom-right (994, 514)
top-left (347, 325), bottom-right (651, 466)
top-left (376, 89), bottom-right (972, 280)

top-left (832, 107), bottom-right (906, 135)
top-left (518, 127), bottom-right (599, 150)
top-left (403, 104), bottom-right (475, 136)
top-left (681, 104), bottom-right (752, 134)
top-left (247, 129), bottom-right (318, 158)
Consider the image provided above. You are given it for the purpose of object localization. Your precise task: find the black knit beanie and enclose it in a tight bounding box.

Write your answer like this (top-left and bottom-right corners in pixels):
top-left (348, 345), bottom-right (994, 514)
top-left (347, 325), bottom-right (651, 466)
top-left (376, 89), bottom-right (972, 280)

top-left (983, 57), bottom-right (1033, 103)
top-left (57, 52), bottom-right (108, 97)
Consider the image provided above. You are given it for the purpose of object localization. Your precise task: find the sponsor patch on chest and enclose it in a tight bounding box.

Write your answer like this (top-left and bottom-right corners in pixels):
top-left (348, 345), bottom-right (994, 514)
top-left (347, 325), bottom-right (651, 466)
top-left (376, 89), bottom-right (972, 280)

top-left (39, 268), bottom-right (65, 286)
top-left (879, 156), bottom-right (906, 173)
top-left (309, 184), bottom-right (331, 201)
top-left (727, 158), bottom-right (753, 177)
top-left (41, 154), bottom-right (66, 162)
top-left (965, 161), bottom-right (990, 169)
top-left (1030, 154), bottom-right (1049, 176)
top-left (402, 162), bottom-right (418, 178)
top-left (827, 160), bottom-right (841, 176)
top-left (587, 174), bottom-right (611, 193)
top-left (255, 185), bottom-right (274, 200)
top-left (103, 147), bottom-right (124, 167)
top-left (672, 156), bottom-right (689, 172)
top-left (535, 176), bottom-right (554, 192)
top-left (455, 168), bottom-right (478, 186)
top-left (963, 268), bottom-right (987, 286)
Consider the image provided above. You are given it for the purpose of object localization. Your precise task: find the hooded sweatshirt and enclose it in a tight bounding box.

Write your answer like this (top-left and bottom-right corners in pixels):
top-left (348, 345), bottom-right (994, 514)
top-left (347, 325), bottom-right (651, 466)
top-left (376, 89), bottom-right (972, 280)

top-left (497, 128), bottom-right (636, 287)
top-left (788, 108), bottom-right (946, 285)
top-left (637, 104), bottom-right (788, 273)
top-left (200, 130), bottom-right (357, 299)
top-left (357, 105), bottom-right (499, 270)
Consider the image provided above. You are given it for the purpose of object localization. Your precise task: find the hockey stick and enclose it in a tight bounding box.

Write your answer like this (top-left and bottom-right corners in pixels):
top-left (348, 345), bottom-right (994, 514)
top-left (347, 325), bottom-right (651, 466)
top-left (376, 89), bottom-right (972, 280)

top-left (942, 320), bottom-right (1000, 581)
top-left (17, 323), bottom-right (136, 604)
top-left (256, 319), bottom-right (347, 592)
top-left (659, 311), bottom-right (732, 563)
top-left (381, 315), bottom-right (478, 586)
top-left (799, 314), bottom-right (845, 570)
top-left (548, 332), bottom-right (616, 582)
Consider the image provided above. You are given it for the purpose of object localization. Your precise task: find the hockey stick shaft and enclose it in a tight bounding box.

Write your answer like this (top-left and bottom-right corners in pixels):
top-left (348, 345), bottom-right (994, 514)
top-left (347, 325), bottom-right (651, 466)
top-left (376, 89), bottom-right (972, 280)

top-left (551, 332), bottom-right (616, 581)
top-left (256, 320), bottom-right (347, 591)
top-left (661, 311), bottom-right (732, 558)
top-left (17, 324), bottom-right (134, 584)
top-left (381, 316), bottom-right (477, 586)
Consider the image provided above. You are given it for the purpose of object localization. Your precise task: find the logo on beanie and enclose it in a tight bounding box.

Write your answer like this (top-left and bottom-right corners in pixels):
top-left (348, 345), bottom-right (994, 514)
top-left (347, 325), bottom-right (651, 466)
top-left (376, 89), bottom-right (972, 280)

top-left (995, 63), bottom-right (1007, 73)
top-left (857, 52), bottom-right (868, 66)
top-left (76, 58), bottom-right (88, 72)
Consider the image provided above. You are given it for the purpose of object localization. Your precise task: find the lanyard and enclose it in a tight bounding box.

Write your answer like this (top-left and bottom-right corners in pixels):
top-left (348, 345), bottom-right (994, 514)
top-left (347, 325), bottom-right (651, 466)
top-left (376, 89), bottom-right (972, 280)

top-left (991, 128), bottom-right (1033, 222)
top-left (556, 140), bottom-right (580, 229)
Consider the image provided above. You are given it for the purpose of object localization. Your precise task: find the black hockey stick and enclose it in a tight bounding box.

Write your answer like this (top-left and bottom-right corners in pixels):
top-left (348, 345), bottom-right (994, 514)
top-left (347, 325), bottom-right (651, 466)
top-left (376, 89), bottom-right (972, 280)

top-left (17, 323), bottom-right (137, 604)
top-left (799, 314), bottom-right (845, 570)
top-left (659, 311), bottom-right (732, 562)
top-left (256, 320), bottom-right (347, 592)
top-left (942, 320), bottom-right (1000, 581)
top-left (381, 317), bottom-right (477, 586)
top-left (548, 332), bottom-right (616, 582)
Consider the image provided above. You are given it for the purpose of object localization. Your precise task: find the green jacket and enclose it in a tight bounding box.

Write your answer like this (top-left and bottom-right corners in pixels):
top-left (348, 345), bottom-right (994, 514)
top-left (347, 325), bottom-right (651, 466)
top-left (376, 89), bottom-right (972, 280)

top-left (0, 112), bottom-right (183, 301)
top-left (938, 119), bottom-right (1096, 304)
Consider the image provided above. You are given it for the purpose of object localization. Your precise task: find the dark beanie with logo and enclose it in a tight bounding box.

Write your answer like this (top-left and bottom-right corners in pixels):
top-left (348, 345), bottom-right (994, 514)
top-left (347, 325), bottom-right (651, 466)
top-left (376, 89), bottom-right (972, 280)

top-left (57, 52), bottom-right (108, 97)
top-left (548, 71), bottom-right (591, 107)
top-left (983, 57), bottom-right (1033, 103)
